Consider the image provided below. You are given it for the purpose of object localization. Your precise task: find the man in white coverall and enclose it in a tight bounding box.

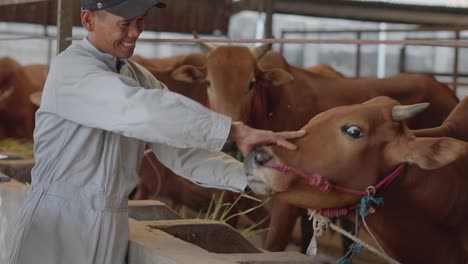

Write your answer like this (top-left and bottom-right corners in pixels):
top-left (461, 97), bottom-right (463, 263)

top-left (8, 0), bottom-right (305, 263)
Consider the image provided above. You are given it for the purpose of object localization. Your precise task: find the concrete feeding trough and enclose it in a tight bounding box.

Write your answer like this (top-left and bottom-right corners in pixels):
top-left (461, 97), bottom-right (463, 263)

top-left (0, 152), bottom-right (34, 183)
top-left (147, 219), bottom-right (261, 254)
top-left (127, 200), bottom-right (314, 264)
top-left (128, 218), bottom-right (314, 264)
top-left (128, 200), bottom-right (182, 221)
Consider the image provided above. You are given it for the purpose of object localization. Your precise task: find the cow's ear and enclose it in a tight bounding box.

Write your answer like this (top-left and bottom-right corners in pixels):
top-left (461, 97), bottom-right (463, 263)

top-left (171, 65), bottom-right (207, 83)
top-left (260, 68), bottom-right (294, 86)
top-left (400, 137), bottom-right (467, 170)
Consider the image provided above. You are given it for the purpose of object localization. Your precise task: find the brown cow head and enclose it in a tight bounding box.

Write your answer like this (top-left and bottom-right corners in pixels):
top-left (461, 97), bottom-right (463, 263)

top-left (244, 96), bottom-right (466, 209)
top-left (172, 43), bottom-right (293, 122)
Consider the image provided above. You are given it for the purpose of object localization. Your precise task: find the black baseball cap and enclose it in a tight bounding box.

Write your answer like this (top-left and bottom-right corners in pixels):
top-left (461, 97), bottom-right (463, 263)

top-left (81, 0), bottom-right (166, 18)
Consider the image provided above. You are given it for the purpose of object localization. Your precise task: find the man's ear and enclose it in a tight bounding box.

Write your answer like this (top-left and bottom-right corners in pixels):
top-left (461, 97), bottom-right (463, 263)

top-left (171, 65), bottom-right (207, 83)
top-left (81, 10), bottom-right (96, 32)
top-left (258, 68), bottom-right (294, 87)
top-left (392, 137), bottom-right (467, 170)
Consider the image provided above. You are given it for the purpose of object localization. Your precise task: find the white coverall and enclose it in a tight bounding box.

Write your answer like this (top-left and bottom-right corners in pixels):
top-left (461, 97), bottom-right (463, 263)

top-left (9, 37), bottom-right (247, 264)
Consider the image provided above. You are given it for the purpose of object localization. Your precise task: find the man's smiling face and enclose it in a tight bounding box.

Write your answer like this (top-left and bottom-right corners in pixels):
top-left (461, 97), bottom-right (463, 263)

top-left (88, 10), bottom-right (147, 59)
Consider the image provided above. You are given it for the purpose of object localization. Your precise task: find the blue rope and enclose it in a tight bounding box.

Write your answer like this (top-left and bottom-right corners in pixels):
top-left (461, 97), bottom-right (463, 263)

top-left (236, 151), bottom-right (244, 162)
top-left (359, 194), bottom-right (384, 217)
top-left (337, 209), bottom-right (361, 264)
top-left (337, 192), bottom-right (384, 264)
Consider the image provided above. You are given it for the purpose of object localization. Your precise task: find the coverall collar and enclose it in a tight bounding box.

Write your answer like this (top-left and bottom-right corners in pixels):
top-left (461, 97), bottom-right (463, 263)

top-left (81, 36), bottom-right (126, 73)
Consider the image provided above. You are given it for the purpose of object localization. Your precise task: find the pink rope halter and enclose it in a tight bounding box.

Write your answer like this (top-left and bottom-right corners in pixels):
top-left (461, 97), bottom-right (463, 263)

top-left (262, 162), bottom-right (406, 217)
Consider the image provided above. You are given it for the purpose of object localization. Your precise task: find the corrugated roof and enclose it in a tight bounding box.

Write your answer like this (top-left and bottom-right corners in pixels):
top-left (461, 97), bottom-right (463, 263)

top-left (0, 0), bottom-right (230, 35)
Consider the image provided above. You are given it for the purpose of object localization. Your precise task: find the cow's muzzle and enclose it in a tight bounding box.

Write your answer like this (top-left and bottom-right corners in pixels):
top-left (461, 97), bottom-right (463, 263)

top-left (243, 147), bottom-right (275, 195)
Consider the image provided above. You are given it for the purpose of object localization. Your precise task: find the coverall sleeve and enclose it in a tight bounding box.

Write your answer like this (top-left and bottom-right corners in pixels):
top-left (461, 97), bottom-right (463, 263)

top-left (149, 142), bottom-right (248, 193)
top-left (43, 55), bottom-right (231, 150)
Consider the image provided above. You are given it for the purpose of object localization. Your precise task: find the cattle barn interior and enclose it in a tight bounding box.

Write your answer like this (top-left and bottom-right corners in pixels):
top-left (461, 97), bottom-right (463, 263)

top-left (0, 0), bottom-right (467, 263)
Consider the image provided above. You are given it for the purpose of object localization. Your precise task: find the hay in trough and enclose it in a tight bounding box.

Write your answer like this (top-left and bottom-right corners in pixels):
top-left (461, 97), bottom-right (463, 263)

top-left (0, 138), bottom-right (34, 158)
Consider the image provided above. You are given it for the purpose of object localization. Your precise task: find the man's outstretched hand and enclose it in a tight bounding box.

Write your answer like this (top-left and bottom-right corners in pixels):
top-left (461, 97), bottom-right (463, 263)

top-left (228, 121), bottom-right (306, 156)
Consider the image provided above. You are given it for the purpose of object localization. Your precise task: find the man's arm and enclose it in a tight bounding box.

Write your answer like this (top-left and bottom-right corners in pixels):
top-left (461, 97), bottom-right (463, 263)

top-left (45, 55), bottom-right (231, 150)
top-left (148, 142), bottom-right (248, 193)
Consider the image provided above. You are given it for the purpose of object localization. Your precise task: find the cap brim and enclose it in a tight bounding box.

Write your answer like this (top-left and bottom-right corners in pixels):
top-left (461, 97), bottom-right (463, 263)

top-left (106, 0), bottom-right (166, 19)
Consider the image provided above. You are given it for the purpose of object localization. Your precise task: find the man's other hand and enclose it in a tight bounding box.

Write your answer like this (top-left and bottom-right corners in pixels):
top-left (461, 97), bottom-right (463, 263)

top-left (228, 121), bottom-right (306, 156)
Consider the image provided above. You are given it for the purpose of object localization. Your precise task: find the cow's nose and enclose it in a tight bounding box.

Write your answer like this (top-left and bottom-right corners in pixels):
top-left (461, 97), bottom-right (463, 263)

top-left (244, 147), bottom-right (274, 172)
top-left (254, 149), bottom-right (272, 165)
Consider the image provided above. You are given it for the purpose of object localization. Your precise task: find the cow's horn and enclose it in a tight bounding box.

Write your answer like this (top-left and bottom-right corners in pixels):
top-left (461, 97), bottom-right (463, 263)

top-left (30, 91), bottom-right (42, 107)
top-left (392, 103), bottom-right (430, 121)
top-left (193, 32), bottom-right (216, 54)
top-left (198, 41), bottom-right (216, 54)
top-left (0, 86), bottom-right (15, 103)
top-left (251, 43), bottom-right (270, 59)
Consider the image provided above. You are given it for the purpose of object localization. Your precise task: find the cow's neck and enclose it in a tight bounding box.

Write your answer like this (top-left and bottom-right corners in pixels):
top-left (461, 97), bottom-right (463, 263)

top-left (252, 77), bottom-right (321, 131)
top-left (362, 162), bottom-right (468, 263)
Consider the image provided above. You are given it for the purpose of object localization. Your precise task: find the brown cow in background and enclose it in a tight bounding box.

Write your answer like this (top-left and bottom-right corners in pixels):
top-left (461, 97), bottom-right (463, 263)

top-left (172, 43), bottom-right (456, 129)
top-left (305, 64), bottom-right (345, 78)
top-left (170, 43), bottom-right (458, 251)
top-left (244, 96), bottom-right (468, 263)
top-left (0, 57), bottom-right (48, 139)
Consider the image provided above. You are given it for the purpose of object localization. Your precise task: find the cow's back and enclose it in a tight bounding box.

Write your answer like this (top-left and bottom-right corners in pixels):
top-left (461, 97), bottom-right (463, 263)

top-left (252, 64), bottom-right (457, 131)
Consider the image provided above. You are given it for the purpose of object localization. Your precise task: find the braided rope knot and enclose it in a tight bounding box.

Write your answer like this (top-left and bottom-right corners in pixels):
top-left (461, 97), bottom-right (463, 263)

top-left (307, 174), bottom-right (331, 192)
top-left (318, 208), bottom-right (349, 218)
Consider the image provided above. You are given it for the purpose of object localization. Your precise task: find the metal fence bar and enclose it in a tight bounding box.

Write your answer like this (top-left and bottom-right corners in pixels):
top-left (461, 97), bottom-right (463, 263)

top-left (282, 27), bottom-right (468, 35)
top-left (404, 71), bottom-right (468, 78)
top-left (398, 46), bottom-right (406, 73)
top-left (3, 35), bottom-right (468, 48)
top-left (281, 27), bottom-right (468, 88)
top-left (453, 31), bottom-right (460, 94)
top-left (56, 0), bottom-right (72, 54)
top-left (356, 31), bottom-right (361, 78)
top-left (0, 0), bottom-right (47, 5)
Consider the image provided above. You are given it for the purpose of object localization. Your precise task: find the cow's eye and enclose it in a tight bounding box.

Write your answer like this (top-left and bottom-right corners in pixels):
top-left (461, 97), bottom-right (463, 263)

top-left (341, 125), bottom-right (363, 139)
top-left (205, 80), bottom-right (211, 87)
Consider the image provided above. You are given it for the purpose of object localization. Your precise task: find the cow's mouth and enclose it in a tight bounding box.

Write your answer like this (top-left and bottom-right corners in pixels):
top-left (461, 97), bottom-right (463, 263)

top-left (244, 147), bottom-right (280, 196)
top-left (0, 86), bottom-right (15, 103)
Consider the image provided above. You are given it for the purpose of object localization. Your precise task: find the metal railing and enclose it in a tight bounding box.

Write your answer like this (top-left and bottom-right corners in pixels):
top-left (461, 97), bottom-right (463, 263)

top-left (280, 27), bottom-right (468, 94)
